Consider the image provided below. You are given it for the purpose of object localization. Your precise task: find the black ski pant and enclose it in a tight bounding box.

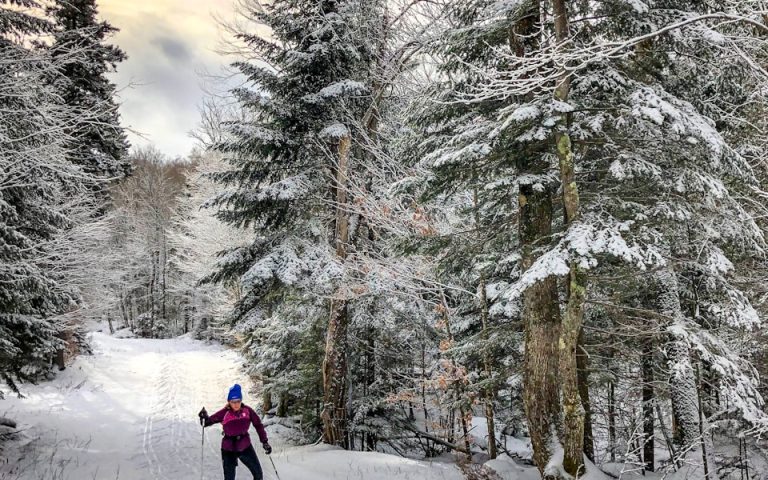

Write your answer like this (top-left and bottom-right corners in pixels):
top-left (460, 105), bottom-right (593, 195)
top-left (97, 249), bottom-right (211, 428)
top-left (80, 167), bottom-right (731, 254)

top-left (221, 444), bottom-right (263, 480)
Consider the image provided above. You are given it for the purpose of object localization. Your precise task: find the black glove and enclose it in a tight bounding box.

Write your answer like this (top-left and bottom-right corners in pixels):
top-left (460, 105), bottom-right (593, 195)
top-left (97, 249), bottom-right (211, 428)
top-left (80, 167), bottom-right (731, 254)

top-left (263, 442), bottom-right (272, 455)
top-left (198, 407), bottom-right (208, 425)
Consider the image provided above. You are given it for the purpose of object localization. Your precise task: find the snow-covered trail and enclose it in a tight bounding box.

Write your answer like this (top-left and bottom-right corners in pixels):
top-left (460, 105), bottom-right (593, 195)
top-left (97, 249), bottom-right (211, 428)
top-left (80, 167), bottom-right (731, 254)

top-left (0, 332), bottom-right (247, 479)
top-left (0, 333), bottom-right (464, 480)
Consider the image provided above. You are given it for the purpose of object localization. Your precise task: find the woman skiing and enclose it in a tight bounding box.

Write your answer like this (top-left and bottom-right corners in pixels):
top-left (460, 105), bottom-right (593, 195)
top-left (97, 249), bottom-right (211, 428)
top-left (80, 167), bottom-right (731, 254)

top-left (199, 384), bottom-right (272, 480)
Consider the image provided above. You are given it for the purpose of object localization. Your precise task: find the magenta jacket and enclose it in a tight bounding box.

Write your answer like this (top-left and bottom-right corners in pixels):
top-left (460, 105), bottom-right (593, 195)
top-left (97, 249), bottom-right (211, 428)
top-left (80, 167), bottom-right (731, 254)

top-left (205, 404), bottom-right (269, 452)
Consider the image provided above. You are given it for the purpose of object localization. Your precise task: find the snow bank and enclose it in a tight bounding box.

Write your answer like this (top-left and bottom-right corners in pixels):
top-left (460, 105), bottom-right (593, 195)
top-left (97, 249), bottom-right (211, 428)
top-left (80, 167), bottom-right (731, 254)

top-left (482, 455), bottom-right (540, 480)
top-left (267, 444), bottom-right (463, 480)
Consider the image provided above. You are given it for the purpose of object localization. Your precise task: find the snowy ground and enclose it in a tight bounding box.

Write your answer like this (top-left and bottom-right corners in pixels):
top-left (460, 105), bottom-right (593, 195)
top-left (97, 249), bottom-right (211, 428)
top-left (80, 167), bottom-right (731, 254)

top-left (0, 332), bottom-right (464, 480)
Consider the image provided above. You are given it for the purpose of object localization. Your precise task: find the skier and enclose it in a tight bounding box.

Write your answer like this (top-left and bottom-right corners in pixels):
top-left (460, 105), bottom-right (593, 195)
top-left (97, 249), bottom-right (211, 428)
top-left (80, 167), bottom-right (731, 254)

top-left (199, 384), bottom-right (273, 480)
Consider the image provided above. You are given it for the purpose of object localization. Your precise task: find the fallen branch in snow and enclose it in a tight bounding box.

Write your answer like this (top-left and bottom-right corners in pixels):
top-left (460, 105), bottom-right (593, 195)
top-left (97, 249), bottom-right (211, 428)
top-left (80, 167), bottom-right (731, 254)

top-left (385, 425), bottom-right (473, 455)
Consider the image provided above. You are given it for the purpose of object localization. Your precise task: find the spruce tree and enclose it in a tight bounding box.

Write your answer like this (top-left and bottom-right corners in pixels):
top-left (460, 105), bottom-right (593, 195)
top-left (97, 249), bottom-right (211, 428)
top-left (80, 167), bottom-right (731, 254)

top-left (0, 0), bottom-right (79, 391)
top-left (413, 0), bottom-right (566, 471)
top-left (417, 0), bottom-right (768, 475)
top-left (208, 0), bottom-right (380, 444)
top-left (48, 0), bottom-right (129, 186)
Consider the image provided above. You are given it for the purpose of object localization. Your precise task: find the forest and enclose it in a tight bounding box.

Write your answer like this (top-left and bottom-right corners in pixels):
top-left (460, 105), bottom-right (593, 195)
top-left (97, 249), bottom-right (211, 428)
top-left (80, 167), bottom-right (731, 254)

top-left (3, 0), bottom-right (768, 479)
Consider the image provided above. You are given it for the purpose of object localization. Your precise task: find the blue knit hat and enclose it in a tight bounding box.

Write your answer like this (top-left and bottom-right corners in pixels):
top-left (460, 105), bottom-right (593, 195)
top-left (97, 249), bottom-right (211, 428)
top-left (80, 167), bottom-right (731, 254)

top-left (227, 384), bottom-right (242, 402)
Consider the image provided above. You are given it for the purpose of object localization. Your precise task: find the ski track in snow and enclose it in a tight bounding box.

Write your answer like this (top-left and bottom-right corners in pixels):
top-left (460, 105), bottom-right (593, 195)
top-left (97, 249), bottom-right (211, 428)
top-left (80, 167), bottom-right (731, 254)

top-left (0, 332), bottom-right (465, 480)
top-left (0, 333), bottom-right (252, 480)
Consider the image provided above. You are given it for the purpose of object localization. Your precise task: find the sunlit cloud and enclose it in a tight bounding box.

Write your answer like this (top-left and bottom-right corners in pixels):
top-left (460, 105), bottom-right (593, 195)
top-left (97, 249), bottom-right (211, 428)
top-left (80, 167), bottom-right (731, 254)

top-left (99, 0), bottom-right (238, 157)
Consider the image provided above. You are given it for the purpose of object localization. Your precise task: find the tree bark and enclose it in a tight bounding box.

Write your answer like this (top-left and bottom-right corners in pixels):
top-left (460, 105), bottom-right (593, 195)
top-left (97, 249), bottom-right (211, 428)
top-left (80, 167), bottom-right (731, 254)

top-left (321, 133), bottom-right (352, 448)
top-left (128, 294), bottom-right (135, 332)
top-left (323, 297), bottom-right (350, 447)
top-left (161, 233), bottom-right (167, 322)
top-left (552, 0), bottom-right (586, 474)
top-left (520, 182), bottom-right (562, 478)
top-left (608, 379), bottom-right (616, 462)
top-left (656, 270), bottom-right (701, 455)
top-left (577, 328), bottom-right (593, 463)
top-left (667, 338), bottom-right (700, 449)
top-left (149, 249), bottom-right (159, 336)
top-left (278, 392), bottom-right (289, 417)
top-left (696, 365), bottom-right (709, 480)
top-left (119, 289), bottom-right (129, 328)
top-left (512, 4), bottom-right (563, 476)
top-left (262, 385), bottom-right (273, 413)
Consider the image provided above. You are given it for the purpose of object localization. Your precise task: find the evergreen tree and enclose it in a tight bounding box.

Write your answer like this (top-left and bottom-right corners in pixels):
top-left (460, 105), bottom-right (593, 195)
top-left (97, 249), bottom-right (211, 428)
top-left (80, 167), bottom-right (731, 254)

top-left (0, 0), bottom-right (80, 391)
top-left (412, 0), bottom-right (566, 471)
top-left (48, 0), bottom-right (129, 186)
top-left (208, 0), bottom-right (381, 444)
top-left (416, 0), bottom-right (768, 475)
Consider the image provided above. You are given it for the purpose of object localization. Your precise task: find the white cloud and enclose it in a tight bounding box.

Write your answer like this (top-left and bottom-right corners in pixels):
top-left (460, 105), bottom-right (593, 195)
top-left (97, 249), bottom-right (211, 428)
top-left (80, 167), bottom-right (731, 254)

top-left (100, 0), bottom-right (237, 157)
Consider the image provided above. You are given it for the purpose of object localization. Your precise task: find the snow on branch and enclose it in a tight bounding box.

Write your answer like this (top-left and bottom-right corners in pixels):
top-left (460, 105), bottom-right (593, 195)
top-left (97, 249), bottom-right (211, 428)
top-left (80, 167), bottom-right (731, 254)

top-left (499, 217), bottom-right (664, 302)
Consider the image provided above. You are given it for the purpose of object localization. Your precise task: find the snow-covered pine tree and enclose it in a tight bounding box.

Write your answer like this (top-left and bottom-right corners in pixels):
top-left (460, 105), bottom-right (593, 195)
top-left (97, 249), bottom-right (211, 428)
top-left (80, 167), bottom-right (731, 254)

top-left (401, 130), bottom-right (521, 460)
top-left (208, 0), bottom-right (382, 445)
top-left (48, 0), bottom-right (129, 189)
top-left (413, 0), bottom-right (565, 472)
top-left (418, 0), bottom-right (768, 475)
top-left (0, 0), bottom-right (87, 391)
top-left (557, 1), bottom-right (767, 469)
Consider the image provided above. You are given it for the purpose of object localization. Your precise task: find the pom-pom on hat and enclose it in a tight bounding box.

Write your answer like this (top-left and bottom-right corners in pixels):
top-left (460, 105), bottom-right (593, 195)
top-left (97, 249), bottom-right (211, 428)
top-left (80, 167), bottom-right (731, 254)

top-left (227, 383), bottom-right (242, 402)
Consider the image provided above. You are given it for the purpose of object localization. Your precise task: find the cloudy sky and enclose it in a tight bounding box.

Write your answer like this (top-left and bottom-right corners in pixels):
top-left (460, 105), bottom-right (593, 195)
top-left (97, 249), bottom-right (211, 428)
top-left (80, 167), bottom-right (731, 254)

top-left (100, 0), bottom-right (237, 158)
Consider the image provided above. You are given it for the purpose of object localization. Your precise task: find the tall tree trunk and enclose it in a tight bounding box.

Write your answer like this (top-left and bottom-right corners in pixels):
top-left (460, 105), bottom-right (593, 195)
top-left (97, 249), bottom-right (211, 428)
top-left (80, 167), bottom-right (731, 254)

top-left (656, 270), bottom-right (701, 456)
top-left (119, 289), bottom-right (129, 328)
top-left (322, 133), bottom-right (352, 448)
top-left (577, 327), bottom-right (594, 462)
top-left (183, 303), bottom-right (190, 334)
top-left (149, 250), bottom-right (158, 335)
top-left (262, 383), bottom-right (273, 413)
top-left (511, 5), bottom-right (563, 478)
top-left (128, 294), bottom-right (135, 332)
top-left (323, 300), bottom-right (349, 446)
top-left (695, 361), bottom-right (715, 480)
top-left (608, 379), bottom-right (616, 462)
top-left (642, 340), bottom-right (655, 472)
top-left (278, 392), bottom-right (289, 417)
top-left (520, 182), bottom-right (562, 477)
top-left (161, 233), bottom-right (167, 323)
top-left (552, 0), bottom-right (586, 474)
top-left (365, 320), bottom-right (377, 451)
top-left (421, 331), bottom-right (431, 454)
top-left (607, 319), bottom-right (617, 463)
top-left (667, 338), bottom-right (700, 450)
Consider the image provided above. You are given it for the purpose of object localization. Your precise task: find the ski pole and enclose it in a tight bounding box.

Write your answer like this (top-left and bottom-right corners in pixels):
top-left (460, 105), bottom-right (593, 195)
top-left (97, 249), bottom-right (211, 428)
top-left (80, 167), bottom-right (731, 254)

top-left (200, 420), bottom-right (205, 480)
top-left (268, 454), bottom-right (281, 480)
